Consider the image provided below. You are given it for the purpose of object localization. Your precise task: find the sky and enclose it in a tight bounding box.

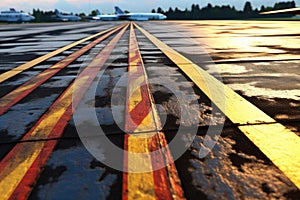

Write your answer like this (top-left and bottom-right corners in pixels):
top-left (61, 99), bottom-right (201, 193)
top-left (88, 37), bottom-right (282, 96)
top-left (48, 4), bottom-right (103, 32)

top-left (0, 0), bottom-right (299, 14)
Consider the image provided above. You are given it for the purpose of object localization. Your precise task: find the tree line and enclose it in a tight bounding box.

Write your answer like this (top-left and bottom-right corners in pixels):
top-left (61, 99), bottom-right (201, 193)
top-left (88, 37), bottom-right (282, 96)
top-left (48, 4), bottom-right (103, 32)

top-left (151, 1), bottom-right (296, 19)
top-left (32, 9), bottom-right (88, 22)
top-left (30, 1), bottom-right (296, 22)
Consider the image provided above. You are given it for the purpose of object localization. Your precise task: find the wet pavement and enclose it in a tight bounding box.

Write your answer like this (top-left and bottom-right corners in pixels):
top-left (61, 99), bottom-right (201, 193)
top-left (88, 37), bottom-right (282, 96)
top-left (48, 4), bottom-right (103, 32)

top-left (0, 21), bottom-right (299, 199)
top-left (152, 21), bottom-right (300, 136)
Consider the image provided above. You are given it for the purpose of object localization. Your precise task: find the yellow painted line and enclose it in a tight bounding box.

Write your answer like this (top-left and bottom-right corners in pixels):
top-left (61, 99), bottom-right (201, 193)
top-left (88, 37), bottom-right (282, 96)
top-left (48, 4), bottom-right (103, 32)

top-left (123, 23), bottom-right (184, 200)
top-left (0, 25), bottom-right (124, 115)
top-left (0, 24), bottom-right (123, 83)
top-left (135, 23), bottom-right (300, 189)
top-left (126, 134), bottom-right (156, 200)
top-left (0, 24), bottom-right (129, 200)
top-left (125, 23), bottom-right (157, 200)
top-left (0, 80), bottom-right (74, 200)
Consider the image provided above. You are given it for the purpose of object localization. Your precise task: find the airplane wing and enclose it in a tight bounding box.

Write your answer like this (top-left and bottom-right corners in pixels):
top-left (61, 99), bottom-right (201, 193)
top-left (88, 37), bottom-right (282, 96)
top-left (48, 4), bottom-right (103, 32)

top-left (260, 7), bottom-right (300, 15)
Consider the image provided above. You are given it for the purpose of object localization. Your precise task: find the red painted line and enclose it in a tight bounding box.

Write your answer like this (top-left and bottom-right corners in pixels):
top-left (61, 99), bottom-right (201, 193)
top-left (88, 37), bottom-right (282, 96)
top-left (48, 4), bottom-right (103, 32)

top-left (123, 23), bottom-right (155, 200)
top-left (128, 54), bottom-right (140, 63)
top-left (149, 133), bottom-right (173, 199)
top-left (0, 24), bottom-right (124, 116)
top-left (122, 134), bottom-right (129, 200)
top-left (127, 84), bottom-right (151, 131)
top-left (125, 42), bottom-right (152, 131)
top-left (123, 23), bottom-right (184, 200)
top-left (150, 132), bottom-right (185, 199)
top-left (0, 24), bottom-right (129, 200)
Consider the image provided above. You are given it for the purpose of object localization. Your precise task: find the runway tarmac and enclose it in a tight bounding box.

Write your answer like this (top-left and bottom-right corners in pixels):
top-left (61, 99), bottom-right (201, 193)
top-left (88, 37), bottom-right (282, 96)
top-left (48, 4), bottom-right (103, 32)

top-left (0, 21), bottom-right (299, 199)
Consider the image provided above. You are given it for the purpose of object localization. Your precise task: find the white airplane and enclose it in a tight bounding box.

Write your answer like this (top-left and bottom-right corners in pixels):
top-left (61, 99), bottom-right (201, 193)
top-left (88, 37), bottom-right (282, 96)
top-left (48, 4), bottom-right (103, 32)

top-left (260, 7), bottom-right (300, 17)
top-left (89, 9), bottom-right (118, 21)
top-left (114, 6), bottom-right (167, 20)
top-left (55, 9), bottom-right (81, 21)
top-left (0, 8), bottom-right (35, 22)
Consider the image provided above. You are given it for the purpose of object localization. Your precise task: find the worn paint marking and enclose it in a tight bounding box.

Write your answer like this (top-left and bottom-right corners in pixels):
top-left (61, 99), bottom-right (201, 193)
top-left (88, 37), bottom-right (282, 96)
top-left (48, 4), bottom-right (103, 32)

top-left (0, 24), bottom-right (129, 200)
top-left (0, 25), bottom-right (125, 116)
top-left (123, 23), bottom-right (184, 200)
top-left (0, 24), bottom-right (124, 83)
top-left (135, 22), bottom-right (300, 189)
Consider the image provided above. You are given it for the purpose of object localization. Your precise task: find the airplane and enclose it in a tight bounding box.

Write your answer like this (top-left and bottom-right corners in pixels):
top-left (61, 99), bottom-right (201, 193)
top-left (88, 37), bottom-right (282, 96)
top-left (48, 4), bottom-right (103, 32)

top-left (54, 9), bottom-right (81, 21)
top-left (88, 9), bottom-right (118, 21)
top-left (0, 8), bottom-right (35, 22)
top-left (260, 7), bottom-right (300, 16)
top-left (114, 6), bottom-right (167, 20)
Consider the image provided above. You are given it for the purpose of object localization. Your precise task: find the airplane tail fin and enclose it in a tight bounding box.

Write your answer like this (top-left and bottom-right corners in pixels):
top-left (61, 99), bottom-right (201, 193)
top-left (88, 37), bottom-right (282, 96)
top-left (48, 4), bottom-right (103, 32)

top-left (115, 6), bottom-right (125, 15)
top-left (55, 9), bottom-right (60, 16)
top-left (96, 9), bottom-right (101, 15)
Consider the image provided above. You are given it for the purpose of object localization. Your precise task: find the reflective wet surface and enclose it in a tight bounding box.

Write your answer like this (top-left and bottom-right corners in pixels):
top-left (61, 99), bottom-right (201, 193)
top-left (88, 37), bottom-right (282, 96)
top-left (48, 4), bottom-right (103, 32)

top-left (139, 20), bottom-right (300, 136)
top-left (0, 21), bottom-right (299, 199)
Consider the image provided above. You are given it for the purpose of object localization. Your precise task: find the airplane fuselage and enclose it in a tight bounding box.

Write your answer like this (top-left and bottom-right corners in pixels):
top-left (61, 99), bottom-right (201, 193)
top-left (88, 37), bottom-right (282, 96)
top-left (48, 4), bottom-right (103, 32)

top-left (56, 15), bottom-right (81, 21)
top-left (55, 9), bottom-right (81, 22)
top-left (91, 13), bottom-right (166, 21)
top-left (92, 15), bottom-right (118, 21)
top-left (0, 9), bottom-right (35, 22)
top-left (260, 7), bottom-right (300, 15)
top-left (124, 13), bottom-right (167, 21)
top-left (114, 6), bottom-right (167, 21)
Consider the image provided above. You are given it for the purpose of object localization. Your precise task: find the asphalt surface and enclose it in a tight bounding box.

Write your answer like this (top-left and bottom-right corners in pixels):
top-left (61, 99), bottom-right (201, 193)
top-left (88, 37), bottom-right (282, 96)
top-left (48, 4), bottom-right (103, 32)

top-left (0, 21), bottom-right (299, 199)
